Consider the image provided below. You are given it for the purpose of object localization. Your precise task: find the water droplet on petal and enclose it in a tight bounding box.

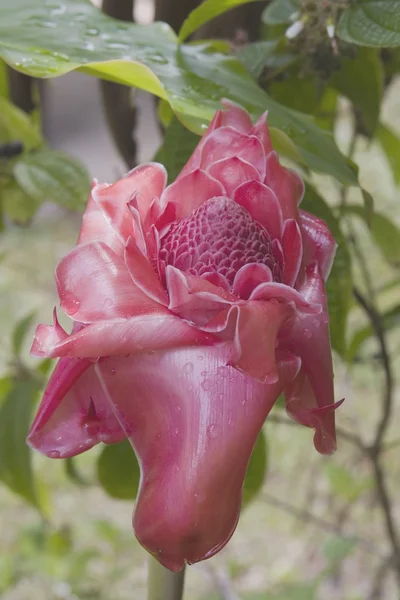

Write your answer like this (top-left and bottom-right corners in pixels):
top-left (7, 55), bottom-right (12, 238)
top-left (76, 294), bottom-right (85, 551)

top-left (183, 362), bottom-right (193, 374)
top-left (201, 370), bottom-right (207, 377)
top-left (104, 297), bottom-right (113, 308)
top-left (207, 424), bottom-right (221, 439)
top-left (110, 368), bottom-right (116, 376)
top-left (48, 450), bottom-right (61, 458)
top-left (201, 379), bottom-right (211, 391)
top-left (304, 328), bottom-right (312, 339)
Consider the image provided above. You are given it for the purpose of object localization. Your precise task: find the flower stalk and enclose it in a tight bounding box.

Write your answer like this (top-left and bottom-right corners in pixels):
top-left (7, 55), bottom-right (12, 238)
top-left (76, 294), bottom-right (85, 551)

top-left (148, 558), bottom-right (185, 600)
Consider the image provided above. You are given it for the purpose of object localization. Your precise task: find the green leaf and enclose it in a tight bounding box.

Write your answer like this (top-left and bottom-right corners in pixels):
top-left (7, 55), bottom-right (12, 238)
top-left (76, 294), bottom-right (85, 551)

top-left (242, 429), bottom-right (268, 507)
top-left (97, 439), bottom-right (140, 500)
top-left (0, 0), bottom-right (358, 186)
top-left (64, 457), bottom-right (90, 486)
top-left (0, 96), bottom-right (42, 149)
top-left (343, 204), bottom-right (400, 267)
top-left (330, 48), bottom-right (383, 135)
top-left (269, 75), bottom-right (321, 115)
top-left (236, 40), bottom-right (296, 79)
top-left (178, 0), bottom-right (262, 42)
top-left (377, 122), bottom-right (400, 185)
top-left (302, 185), bottom-right (352, 357)
top-left (337, 1), bottom-right (400, 48)
top-left (13, 149), bottom-right (90, 211)
top-left (323, 536), bottom-right (357, 564)
top-left (347, 303), bottom-right (400, 362)
top-left (1, 178), bottom-right (41, 224)
top-left (0, 60), bottom-right (8, 97)
top-left (262, 0), bottom-right (300, 25)
top-left (323, 462), bottom-right (372, 502)
top-left (0, 378), bottom-right (42, 508)
top-left (154, 117), bottom-right (199, 183)
top-left (12, 312), bottom-right (36, 356)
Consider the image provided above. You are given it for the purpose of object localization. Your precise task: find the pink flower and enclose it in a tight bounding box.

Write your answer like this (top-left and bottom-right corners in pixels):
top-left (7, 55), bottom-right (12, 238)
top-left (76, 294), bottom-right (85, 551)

top-left (28, 101), bottom-right (342, 571)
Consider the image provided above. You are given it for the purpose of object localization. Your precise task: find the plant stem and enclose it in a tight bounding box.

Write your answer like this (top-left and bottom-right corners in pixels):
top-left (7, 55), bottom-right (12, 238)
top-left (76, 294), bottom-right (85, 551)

top-left (147, 558), bottom-right (186, 600)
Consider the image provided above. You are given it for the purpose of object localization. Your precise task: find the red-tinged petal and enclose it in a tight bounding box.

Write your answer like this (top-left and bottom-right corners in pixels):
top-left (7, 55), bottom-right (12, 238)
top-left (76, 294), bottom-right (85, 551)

top-left (92, 163), bottom-right (167, 243)
top-left (31, 308), bottom-right (68, 357)
top-left (232, 263), bottom-right (273, 300)
top-left (233, 180), bottom-right (283, 240)
top-left (229, 301), bottom-right (293, 382)
top-left (125, 237), bottom-right (168, 306)
top-left (158, 170), bottom-right (225, 223)
top-left (264, 152), bottom-right (304, 220)
top-left (56, 242), bottom-right (159, 322)
top-left (177, 110), bottom-right (224, 180)
top-left (27, 357), bottom-right (125, 458)
top-left (282, 219), bottom-right (303, 286)
top-left (166, 266), bottom-right (233, 326)
top-left (201, 127), bottom-right (265, 176)
top-left (78, 181), bottom-right (124, 256)
top-left (207, 157), bottom-right (261, 197)
top-left (285, 370), bottom-right (343, 454)
top-left (95, 345), bottom-right (300, 571)
top-left (249, 281), bottom-right (321, 313)
top-left (41, 313), bottom-right (216, 359)
top-left (220, 99), bottom-right (253, 132)
top-left (249, 111), bottom-right (273, 154)
top-left (300, 210), bottom-right (337, 280)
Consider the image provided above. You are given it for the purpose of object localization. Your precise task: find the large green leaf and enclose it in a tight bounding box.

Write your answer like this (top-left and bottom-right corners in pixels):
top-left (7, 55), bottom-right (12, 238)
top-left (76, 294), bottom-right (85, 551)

top-left (302, 185), bottom-right (352, 357)
top-left (153, 117), bottom-right (199, 183)
top-left (97, 439), bottom-right (140, 500)
top-left (236, 40), bottom-right (296, 79)
top-left (0, 60), bottom-right (8, 97)
top-left (0, 378), bottom-right (41, 508)
top-left (377, 122), bottom-right (400, 185)
top-left (337, 1), bottom-right (400, 47)
top-left (0, 0), bottom-right (358, 185)
top-left (242, 429), bottom-right (268, 507)
top-left (330, 48), bottom-right (383, 135)
top-left (343, 204), bottom-right (400, 267)
top-left (262, 0), bottom-right (300, 25)
top-left (178, 0), bottom-right (262, 42)
top-left (13, 149), bottom-right (90, 211)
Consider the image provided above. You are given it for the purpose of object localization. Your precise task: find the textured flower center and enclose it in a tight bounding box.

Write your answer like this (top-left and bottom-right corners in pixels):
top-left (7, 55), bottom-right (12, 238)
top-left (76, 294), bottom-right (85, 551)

top-left (159, 197), bottom-right (282, 286)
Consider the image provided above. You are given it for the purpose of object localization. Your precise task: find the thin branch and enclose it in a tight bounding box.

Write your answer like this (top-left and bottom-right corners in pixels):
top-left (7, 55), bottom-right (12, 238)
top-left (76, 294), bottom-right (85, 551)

top-left (204, 564), bottom-right (242, 600)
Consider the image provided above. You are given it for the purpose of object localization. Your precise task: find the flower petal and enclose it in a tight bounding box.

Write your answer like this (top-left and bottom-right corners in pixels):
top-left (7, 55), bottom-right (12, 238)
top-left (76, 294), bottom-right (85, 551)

top-left (233, 180), bottom-right (283, 240)
top-left (125, 237), bottom-right (168, 306)
top-left (249, 111), bottom-right (273, 154)
top-left (232, 263), bottom-right (273, 300)
top-left (220, 99), bottom-right (253, 132)
top-left (56, 242), bottom-right (159, 322)
top-left (207, 156), bottom-right (261, 197)
top-left (177, 110), bottom-right (224, 179)
top-left (201, 127), bottom-right (265, 176)
top-left (282, 219), bottom-right (303, 286)
top-left (95, 345), bottom-right (300, 571)
top-left (27, 357), bottom-right (125, 458)
top-left (300, 210), bottom-right (337, 280)
top-left (264, 152), bottom-right (304, 220)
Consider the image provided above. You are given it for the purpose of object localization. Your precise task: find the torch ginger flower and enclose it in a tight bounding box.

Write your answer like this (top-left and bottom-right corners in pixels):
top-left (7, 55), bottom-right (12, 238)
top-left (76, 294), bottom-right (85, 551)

top-left (28, 101), bottom-right (342, 571)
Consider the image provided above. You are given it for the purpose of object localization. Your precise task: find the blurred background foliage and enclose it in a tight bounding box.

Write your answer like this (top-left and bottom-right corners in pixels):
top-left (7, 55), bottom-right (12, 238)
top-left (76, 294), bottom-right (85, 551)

top-left (0, 0), bottom-right (400, 598)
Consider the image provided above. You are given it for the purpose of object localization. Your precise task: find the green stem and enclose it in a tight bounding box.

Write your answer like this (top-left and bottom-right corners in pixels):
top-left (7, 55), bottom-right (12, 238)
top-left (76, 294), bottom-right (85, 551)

top-left (147, 558), bottom-right (186, 600)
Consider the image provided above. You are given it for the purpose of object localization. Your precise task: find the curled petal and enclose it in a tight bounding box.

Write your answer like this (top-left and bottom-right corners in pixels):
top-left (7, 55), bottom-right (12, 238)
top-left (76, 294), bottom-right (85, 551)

top-left (232, 263), bottom-right (273, 300)
top-left (264, 152), bottom-right (304, 220)
top-left (95, 345), bottom-right (300, 571)
top-left (56, 242), bottom-right (159, 322)
top-left (27, 357), bottom-right (125, 458)
top-left (249, 111), bottom-right (273, 154)
top-left (207, 156), bottom-right (260, 197)
top-left (39, 312), bottom-right (216, 359)
top-left (282, 219), bottom-right (303, 287)
top-left (201, 127), bottom-right (265, 177)
top-left (233, 180), bottom-right (283, 240)
top-left (249, 281), bottom-right (320, 313)
top-left (300, 210), bottom-right (337, 280)
top-left (220, 99), bottom-right (253, 132)
top-left (125, 237), bottom-right (168, 306)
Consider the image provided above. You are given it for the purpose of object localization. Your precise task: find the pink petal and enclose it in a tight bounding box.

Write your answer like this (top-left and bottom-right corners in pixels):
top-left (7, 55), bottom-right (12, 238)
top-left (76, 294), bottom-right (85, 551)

top-left (300, 210), bottom-right (337, 280)
top-left (31, 308), bottom-right (68, 357)
top-left (158, 169), bottom-right (225, 223)
top-left (229, 301), bottom-right (293, 382)
top-left (207, 157), bottom-right (260, 198)
top-left (56, 242), bottom-right (159, 322)
top-left (249, 281), bottom-right (320, 313)
top-left (233, 180), bottom-right (283, 240)
top-left (220, 99), bottom-right (253, 132)
top-left (282, 219), bottom-right (303, 286)
top-left (27, 357), bottom-right (125, 458)
top-left (78, 181), bottom-right (124, 256)
top-left (39, 312), bottom-right (216, 359)
top-left (264, 152), bottom-right (304, 220)
top-left (200, 127), bottom-right (265, 176)
top-left (95, 344), bottom-right (300, 571)
top-left (125, 237), bottom-right (168, 306)
top-left (177, 111), bottom-right (224, 180)
top-left (249, 111), bottom-right (273, 154)
top-left (232, 263), bottom-right (273, 300)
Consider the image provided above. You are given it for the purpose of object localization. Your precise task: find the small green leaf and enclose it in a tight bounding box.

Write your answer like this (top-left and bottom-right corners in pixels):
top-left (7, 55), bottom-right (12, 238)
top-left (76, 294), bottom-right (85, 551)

top-left (324, 463), bottom-right (372, 502)
top-left (302, 185), bottom-right (352, 357)
top-left (262, 0), bottom-right (300, 25)
top-left (323, 536), bottom-right (357, 564)
top-left (377, 122), bottom-right (400, 185)
top-left (236, 40), bottom-right (296, 79)
top-left (0, 96), bottom-right (42, 149)
top-left (154, 117), bottom-right (199, 183)
top-left (347, 303), bottom-right (400, 362)
top-left (343, 204), bottom-right (400, 267)
top-left (242, 429), bottom-right (268, 507)
top-left (179, 0), bottom-right (262, 42)
top-left (97, 439), bottom-right (140, 500)
top-left (330, 48), bottom-right (383, 135)
top-left (0, 378), bottom-right (42, 509)
top-left (12, 312), bottom-right (35, 356)
top-left (1, 178), bottom-right (41, 223)
top-left (13, 150), bottom-right (90, 211)
top-left (337, 1), bottom-right (400, 48)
